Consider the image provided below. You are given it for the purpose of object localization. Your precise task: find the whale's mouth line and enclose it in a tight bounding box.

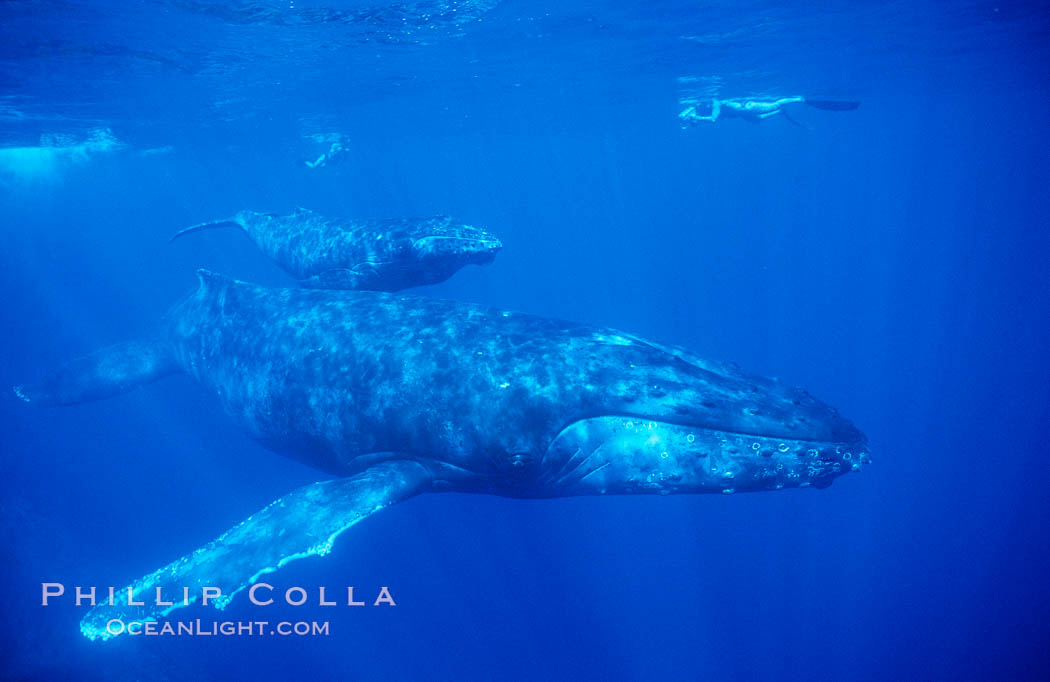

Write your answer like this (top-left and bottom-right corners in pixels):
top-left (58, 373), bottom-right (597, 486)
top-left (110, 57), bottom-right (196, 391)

top-left (543, 415), bottom-right (868, 494)
top-left (412, 235), bottom-right (502, 251)
top-left (574, 413), bottom-right (868, 449)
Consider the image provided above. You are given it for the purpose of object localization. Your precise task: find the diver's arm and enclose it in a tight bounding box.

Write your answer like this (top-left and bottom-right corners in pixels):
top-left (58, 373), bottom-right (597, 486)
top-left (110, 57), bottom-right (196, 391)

top-left (678, 105), bottom-right (699, 124)
top-left (695, 98), bottom-right (722, 122)
top-left (679, 99), bottom-right (720, 123)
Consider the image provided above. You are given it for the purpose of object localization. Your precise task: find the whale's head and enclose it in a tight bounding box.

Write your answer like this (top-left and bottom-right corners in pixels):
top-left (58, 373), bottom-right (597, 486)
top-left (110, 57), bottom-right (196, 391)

top-left (408, 217), bottom-right (502, 270)
top-left (542, 337), bottom-right (869, 496)
top-left (341, 216), bottom-right (502, 291)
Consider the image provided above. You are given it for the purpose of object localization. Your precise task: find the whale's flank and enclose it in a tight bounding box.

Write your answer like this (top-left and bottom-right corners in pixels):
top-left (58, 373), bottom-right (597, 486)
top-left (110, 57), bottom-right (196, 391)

top-left (12, 338), bottom-right (177, 406)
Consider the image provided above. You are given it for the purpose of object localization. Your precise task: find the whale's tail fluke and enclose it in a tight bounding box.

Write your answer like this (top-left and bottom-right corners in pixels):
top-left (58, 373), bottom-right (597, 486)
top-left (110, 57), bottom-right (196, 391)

top-left (13, 338), bottom-right (177, 406)
top-left (169, 218), bottom-right (243, 243)
top-left (804, 99), bottom-right (861, 111)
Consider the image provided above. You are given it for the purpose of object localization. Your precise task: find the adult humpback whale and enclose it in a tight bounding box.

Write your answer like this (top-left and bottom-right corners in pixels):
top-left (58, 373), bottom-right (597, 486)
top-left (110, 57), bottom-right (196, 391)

top-left (170, 208), bottom-right (502, 290)
top-left (15, 271), bottom-right (868, 640)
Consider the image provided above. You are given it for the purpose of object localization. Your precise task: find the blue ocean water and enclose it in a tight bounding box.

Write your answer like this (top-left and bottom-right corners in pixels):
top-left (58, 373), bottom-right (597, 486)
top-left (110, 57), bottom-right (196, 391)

top-left (1, 1), bottom-right (1048, 680)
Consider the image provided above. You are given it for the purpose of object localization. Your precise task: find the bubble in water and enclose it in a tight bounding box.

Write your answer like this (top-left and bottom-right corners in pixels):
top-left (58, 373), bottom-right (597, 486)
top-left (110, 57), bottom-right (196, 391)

top-left (778, 443), bottom-right (790, 453)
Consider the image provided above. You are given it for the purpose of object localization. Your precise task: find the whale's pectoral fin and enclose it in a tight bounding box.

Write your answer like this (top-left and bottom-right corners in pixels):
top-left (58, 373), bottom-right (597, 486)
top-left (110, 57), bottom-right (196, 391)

top-left (80, 460), bottom-right (431, 641)
top-left (300, 266), bottom-right (377, 290)
top-left (168, 218), bottom-right (243, 243)
top-left (13, 338), bottom-right (177, 406)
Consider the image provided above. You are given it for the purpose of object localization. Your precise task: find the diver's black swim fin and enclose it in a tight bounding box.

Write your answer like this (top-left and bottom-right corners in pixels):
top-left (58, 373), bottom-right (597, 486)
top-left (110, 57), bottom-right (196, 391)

top-left (781, 109), bottom-right (809, 129)
top-left (804, 99), bottom-right (861, 111)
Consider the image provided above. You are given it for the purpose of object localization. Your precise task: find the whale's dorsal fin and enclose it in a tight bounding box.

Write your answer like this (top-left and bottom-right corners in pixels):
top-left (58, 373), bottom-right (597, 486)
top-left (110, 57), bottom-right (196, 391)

top-left (80, 460), bottom-right (432, 640)
top-left (193, 267), bottom-right (235, 293)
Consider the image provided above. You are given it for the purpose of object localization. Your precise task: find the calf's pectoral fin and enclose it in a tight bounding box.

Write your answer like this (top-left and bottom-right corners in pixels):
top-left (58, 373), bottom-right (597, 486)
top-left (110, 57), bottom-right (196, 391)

top-left (80, 460), bottom-right (432, 641)
top-left (301, 267), bottom-right (366, 290)
top-left (168, 218), bottom-right (243, 243)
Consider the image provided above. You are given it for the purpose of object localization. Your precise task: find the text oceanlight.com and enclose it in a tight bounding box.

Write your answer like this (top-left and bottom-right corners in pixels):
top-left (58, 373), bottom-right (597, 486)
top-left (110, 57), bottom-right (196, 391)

top-left (105, 619), bottom-right (331, 637)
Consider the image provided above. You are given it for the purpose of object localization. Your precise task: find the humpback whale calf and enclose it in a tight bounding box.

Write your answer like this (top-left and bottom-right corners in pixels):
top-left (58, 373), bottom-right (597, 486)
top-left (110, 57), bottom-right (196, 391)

top-left (170, 208), bottom-right (502, 291)
top-left (14, 272), bottom-right (868, 640)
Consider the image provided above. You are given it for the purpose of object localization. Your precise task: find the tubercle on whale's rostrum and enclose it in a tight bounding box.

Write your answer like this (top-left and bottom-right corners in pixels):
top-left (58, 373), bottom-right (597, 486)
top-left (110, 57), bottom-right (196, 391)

top-left (169, 209), bottom-right (502, 292)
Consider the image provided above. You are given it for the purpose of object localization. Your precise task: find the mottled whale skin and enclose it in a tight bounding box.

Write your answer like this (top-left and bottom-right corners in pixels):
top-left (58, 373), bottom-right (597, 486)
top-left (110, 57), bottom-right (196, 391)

top-left (15, 272), bottom-right (868, 640)
top-left (171, 209), bottom-right (502, 291)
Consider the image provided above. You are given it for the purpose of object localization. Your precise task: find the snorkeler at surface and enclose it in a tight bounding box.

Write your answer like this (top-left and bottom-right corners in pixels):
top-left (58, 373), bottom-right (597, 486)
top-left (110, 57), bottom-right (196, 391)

top-left (679, 96), bottom-right (859, 126)
top-left (305, 137), bottom-right (348, 169)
